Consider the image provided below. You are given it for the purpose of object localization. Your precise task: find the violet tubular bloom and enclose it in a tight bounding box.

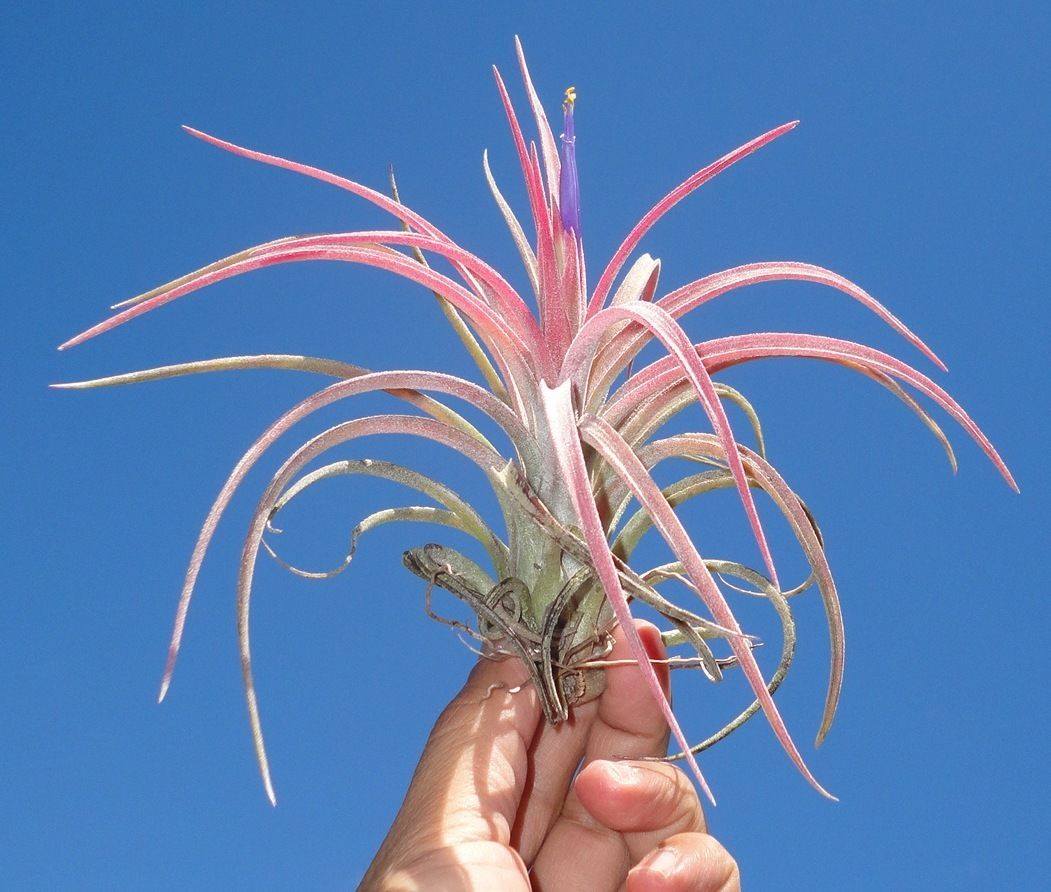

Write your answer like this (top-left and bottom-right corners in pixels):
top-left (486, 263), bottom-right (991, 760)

top-left (56, 37), bottom-right (1017, 807)
top-left (559, 86), bottom-right (581, 234)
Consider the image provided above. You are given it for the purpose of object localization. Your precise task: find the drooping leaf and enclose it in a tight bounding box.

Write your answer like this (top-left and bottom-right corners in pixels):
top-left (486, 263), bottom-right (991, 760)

top-left (52, 354), bottom-right (497, 450)
top-left (608, 332), bottom-right (1016, 490)
top-left (154, 371), bottom-right (525, 703)
top-left (565, 302), bottom-right (783, 589)
top-left (589, 261), bottom-right (947, 399)
top-left (579, 414), bottom-right (835, 798)
top-left (266, 458), bottom-right (508, 576)
top-left (632, 433), bottom-right (844, 745)
top-left (539, 381), bottom-right (718, 803)
top-left (235, 414), bottom-right (510, 804)
top-left (644, 559), bottom-right (796, 758)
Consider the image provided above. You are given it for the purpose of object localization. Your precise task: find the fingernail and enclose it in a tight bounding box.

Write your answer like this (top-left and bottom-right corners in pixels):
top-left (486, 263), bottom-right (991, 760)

top-left (640, 846), bottom-right (679, 878)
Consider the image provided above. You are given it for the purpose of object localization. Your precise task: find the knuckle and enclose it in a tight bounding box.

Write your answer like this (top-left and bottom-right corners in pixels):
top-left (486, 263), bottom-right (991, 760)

top-left (641, 763), bottom-right (705, 833)
top-left (628, 834), bottom-right (738, 892)
top-left (693, 835), bottom-right (740, 891)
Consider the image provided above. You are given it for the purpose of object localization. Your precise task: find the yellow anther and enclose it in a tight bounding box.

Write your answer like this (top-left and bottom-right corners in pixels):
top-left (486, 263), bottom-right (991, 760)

top-left (563, 86), bottom-right (577, 108)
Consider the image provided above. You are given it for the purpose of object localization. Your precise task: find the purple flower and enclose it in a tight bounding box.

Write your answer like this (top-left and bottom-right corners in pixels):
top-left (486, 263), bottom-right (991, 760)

top-left (559, 86), bottom-right (580, 234)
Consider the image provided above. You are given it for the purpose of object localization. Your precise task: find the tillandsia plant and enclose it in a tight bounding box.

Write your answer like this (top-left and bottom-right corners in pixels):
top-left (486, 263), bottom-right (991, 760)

top-left (57, 38), bottom-right (1016, 806)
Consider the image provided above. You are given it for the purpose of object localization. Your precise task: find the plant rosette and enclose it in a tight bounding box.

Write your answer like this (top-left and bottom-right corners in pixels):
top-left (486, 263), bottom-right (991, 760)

top-left (57, 38), bottom-right (1017, 807)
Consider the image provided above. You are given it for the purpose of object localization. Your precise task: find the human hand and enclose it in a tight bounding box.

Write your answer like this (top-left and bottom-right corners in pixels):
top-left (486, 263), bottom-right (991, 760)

top-left (361, 621), bottom-right (740, 890)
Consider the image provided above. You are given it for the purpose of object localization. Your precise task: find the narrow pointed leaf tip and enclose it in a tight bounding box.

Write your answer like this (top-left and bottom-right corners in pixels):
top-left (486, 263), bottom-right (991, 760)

top-left (588, 119), bottom-right (800, 315)
top-left (559, 86), bottom-right (581, 233)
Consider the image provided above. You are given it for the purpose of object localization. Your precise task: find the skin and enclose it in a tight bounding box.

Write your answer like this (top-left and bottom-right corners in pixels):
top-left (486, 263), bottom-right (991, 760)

top-left (362, 621), bottom-right (740, 891)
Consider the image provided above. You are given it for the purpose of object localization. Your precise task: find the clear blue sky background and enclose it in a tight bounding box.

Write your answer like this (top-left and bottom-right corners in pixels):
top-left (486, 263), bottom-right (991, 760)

top-left (4, 2), bottom-right (1049, 888)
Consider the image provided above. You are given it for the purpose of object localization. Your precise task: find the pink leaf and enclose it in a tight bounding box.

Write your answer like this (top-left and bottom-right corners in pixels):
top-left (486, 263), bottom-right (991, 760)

top-left (539, 381), bottom-right (716, 804)
top-left (608, 332), bottom-right (1017, 491)
top-left (513, 36), bottom-right (561, 198)
top-left (565, 302), bottom-right (782, 590)
top-left (179, 126), bottom-right (534, 347)
top-left (591, 261), bottom-right (947, 396)
top-left (634, 433), bottom-right (844, 747)
top-left (58, 242), bottom-right (545, 387)
top-left (580, 414), bottom-right (836, 798)
top-left (491, 66), bottom-right (552, 237)
top-left (156, 370), bottom-right (521, 703)
top-left (235, 413), bottom-right (506, 805)
top-left (492, 66), bottom-right (563, 347)
top-left (588, 122), bottom-right (799, 316)
top-left (181, 126), bottom-right (455, 246)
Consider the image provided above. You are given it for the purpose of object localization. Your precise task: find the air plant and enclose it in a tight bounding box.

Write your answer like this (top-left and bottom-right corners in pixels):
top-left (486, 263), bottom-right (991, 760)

top-left (57, 38), bottom-right (1016, 807)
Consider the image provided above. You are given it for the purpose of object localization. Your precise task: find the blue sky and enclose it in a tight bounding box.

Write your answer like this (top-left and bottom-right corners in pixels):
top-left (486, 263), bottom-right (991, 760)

top-left (4, 2), bottom-right (1049, 888)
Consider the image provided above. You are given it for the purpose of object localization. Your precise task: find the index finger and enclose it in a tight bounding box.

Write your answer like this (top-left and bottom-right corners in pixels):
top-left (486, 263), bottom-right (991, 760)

top-left (364, 651), bottom-right (542, 878)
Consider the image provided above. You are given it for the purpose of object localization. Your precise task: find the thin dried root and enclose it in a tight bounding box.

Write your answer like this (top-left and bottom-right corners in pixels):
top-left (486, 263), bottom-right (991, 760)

top-left (454, 633), bottom-right (493, 660)
top-left (423, 575), bottom-right (487, 644)
top-left (573, 654), bottom-right (745, 672)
